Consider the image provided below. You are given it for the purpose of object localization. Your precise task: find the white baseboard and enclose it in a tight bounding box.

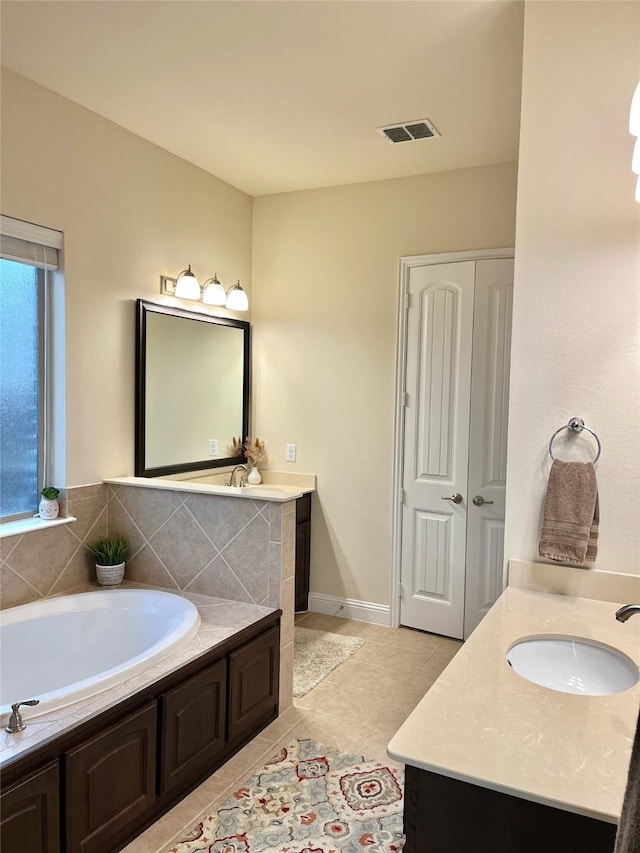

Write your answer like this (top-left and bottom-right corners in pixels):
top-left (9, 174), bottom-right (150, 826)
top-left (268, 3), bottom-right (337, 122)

top-left (307, 592), bottom-right (391, 626)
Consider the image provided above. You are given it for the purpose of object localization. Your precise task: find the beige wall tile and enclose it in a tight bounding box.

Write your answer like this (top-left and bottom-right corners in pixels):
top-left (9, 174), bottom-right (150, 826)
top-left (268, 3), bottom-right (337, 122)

top-left (125, 544), bottom-right (180, 590)
top-left (0, 564), bottom-right (42, 609)
top-left (280, 577), bottom-right (294, 647)
top-left (281, 512), bottom-right (295, 581)
top-left (116, 486), bottom-right (181, 540)
top-left (279, 640), bottom-right (294, 711)
top-left (5, 525), bottom-right (80, 595)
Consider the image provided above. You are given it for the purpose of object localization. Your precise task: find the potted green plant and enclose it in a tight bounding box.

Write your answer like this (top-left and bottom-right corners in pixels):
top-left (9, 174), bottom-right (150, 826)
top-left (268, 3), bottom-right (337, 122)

top-left (39, 486), bottom-right (60, 520)
top-left (88, 535), bottom-right (129, 586)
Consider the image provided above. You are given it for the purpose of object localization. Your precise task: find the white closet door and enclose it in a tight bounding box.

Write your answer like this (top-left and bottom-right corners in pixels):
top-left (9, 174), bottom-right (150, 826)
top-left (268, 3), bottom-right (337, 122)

top-left (400, 261), bottom-right (475, 640)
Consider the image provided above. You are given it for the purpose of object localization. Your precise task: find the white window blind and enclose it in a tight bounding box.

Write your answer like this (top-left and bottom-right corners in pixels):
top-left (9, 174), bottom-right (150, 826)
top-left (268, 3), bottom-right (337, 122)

top-left (0, 215), bottom-right (62, 270)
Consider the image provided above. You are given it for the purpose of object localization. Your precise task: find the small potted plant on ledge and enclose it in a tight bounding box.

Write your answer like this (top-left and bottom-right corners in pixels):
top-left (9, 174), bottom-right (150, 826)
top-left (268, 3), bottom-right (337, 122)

top-left (39, 486), bottom-right (60, 520)
top-left (88, 535), bottom-right (129, 586)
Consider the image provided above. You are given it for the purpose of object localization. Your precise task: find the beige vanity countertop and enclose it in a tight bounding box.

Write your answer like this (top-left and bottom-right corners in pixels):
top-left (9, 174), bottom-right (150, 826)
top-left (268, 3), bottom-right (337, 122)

top-left (104, 472), bottom-right (316, 501)
top-left (387, 587), bottom-right (640, 823)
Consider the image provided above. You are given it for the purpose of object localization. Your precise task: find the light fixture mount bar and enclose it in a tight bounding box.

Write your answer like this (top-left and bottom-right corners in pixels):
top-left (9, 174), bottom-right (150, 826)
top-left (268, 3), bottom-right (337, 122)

top-left (160, 275), bottom-right (178, 296)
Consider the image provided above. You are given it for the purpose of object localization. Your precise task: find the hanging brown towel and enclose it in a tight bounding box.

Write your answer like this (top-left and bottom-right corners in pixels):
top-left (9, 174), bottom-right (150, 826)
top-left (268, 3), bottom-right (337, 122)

top-left (614, 703), bottom-right (640, 852)
top-left (538, 460), bottom-right (599, 565)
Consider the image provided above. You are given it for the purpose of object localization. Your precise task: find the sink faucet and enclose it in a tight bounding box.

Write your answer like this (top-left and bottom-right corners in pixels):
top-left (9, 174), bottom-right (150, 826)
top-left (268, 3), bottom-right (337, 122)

top-left (615, 604), bottom-right (640, 622)
top-left (227, 464), bottom-right (247, 487)
top-left (5, 699), bottom-right (40, 733)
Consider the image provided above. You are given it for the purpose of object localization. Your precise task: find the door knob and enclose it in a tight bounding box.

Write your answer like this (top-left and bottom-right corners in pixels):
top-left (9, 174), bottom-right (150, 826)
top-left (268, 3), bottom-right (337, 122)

top-left (472, 495), bottom-right (494, 507)
top-left (441, 493), bottom-right (463, 505)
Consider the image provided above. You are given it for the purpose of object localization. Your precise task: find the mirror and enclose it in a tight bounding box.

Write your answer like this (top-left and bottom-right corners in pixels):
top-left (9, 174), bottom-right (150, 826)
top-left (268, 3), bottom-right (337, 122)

top-left (135, 299), bottom-right (250, 477)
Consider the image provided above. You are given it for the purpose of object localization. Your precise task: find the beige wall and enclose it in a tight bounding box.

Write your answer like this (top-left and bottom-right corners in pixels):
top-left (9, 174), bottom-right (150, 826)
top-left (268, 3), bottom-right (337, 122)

top-left (505, 1), bottom-right (640, 576)
top-left (1, 69), bottom-right (253, 486)
top-left (252, 165), bottom-right (518, 605)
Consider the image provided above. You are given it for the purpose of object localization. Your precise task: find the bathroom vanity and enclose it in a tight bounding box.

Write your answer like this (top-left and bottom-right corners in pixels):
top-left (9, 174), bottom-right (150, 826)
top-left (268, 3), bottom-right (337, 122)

top-left (388, 584), bottom-right (640, 853)
top-left (0, 597), bottom-right (281, 853)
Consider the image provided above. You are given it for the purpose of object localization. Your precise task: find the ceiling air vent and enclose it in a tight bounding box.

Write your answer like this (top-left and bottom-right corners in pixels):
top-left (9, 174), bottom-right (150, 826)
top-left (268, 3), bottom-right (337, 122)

top-left (377, 118), bottom-right (440, 144)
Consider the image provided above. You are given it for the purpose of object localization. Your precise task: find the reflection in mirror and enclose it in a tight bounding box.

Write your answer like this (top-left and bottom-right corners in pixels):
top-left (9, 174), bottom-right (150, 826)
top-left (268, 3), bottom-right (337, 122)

top-left (135, 300), bottom-right (249, 477)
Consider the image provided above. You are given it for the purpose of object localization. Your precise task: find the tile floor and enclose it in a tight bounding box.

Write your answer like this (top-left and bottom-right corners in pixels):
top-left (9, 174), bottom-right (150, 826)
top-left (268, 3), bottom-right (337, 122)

top-left (122, 612), bottom-right (462, 853)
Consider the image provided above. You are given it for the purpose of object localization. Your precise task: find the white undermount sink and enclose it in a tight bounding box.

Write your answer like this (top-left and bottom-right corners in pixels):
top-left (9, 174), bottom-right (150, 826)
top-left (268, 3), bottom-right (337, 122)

top-left (506, 635), bottom-right (639, 696)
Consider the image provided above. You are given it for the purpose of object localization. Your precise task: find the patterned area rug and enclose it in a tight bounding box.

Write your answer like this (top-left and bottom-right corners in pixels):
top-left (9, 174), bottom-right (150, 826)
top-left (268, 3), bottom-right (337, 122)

top-left (169, 738), bottom-right (405, 853)
top-left (294, 628), bottom-right (365, 697)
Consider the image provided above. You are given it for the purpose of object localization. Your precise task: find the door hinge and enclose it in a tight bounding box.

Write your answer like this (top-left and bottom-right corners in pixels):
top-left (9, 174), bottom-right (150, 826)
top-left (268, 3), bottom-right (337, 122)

top-left (402, 391), bottom-right (409, 408)
top-left (400, 489), bottom-right (405, 505)
top-left (405, 292), bottom-right (411, 310)
top-left (397, 582), bottom-right (404, 598)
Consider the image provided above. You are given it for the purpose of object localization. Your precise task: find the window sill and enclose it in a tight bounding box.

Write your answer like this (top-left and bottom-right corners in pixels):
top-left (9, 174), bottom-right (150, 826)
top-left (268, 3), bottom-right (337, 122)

top-left (0, 515), bottom-right (77, 539)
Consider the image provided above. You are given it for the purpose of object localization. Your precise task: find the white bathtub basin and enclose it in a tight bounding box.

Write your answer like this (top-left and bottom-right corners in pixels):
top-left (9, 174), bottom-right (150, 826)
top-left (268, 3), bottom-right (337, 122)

top-left (0, 589), bottom-right (200, 721)
top-left (506, 635), bottom-right (639, 696)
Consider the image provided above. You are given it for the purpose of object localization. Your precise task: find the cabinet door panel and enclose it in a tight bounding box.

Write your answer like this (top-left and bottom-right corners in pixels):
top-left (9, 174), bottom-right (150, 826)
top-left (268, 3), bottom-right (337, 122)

top-left (0, 760), bottom-right (60, 853)
top-left (160, 658), bottom-right (227, 795)
top-left (295, 520), bottom-right (311, 612)
top-left (228, 626), bottom-right (279, 742)
top-left (66, 702), bottom-right (157, 853)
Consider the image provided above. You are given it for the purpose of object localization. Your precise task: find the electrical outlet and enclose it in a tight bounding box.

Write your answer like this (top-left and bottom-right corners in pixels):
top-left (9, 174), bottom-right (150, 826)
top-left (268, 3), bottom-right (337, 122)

top-left (286, 443), bottom-right (297, 462)
top-left (208, 439), bottom-right (218, 456)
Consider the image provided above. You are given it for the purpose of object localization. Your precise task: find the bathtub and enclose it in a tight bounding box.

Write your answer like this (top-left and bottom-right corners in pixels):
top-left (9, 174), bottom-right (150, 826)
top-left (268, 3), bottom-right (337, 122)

top-left (0, 589), bottom-right (200, 722)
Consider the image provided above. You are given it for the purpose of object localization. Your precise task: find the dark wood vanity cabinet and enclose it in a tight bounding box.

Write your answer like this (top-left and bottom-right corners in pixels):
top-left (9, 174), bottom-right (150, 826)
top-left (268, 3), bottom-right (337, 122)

top-left (66, 703), bottom-right (157, 853)
top-left (0, 760), bottom-right (60, 853)
top-left (295, 493), bottom-right (312, 612)
top-left (403, 764), bottom-right (617, 853)
top-left (0, 613), bottom-right (280, 853)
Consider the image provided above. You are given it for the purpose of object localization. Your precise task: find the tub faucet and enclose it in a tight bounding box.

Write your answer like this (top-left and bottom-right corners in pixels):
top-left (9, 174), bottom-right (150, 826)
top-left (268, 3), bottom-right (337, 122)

top-left (615, 604), bottom-right (640, 623)
top-left (226, 464), bottom-right (247, 487)
top-left (5, 699), bottom-right (40, 734)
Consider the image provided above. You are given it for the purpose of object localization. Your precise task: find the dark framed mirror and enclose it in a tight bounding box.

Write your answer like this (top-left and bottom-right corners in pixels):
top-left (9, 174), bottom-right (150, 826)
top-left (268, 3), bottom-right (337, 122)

top-left (135, 299), bottom-right (250, 477)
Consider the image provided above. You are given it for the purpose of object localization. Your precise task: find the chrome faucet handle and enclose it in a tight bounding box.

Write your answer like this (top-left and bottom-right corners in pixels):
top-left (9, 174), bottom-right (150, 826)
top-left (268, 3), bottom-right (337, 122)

top-left (5, 699), bottom-right (40, 733)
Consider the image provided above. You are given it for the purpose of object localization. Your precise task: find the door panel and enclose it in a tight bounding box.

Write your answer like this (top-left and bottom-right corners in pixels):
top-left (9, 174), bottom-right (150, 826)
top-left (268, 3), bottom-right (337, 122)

top-left (413, 510), bottom-right (452, 599)
top-left (400, 261), bottom-right (475, 639)
top-left (464, 259), bottom-right (513, 637)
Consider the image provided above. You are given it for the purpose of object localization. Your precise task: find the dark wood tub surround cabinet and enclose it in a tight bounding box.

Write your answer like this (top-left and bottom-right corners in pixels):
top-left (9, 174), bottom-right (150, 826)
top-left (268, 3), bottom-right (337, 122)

top-left (0, 612), bottom-right (280, 853)
top-left (66, 703), bottom-right (157, 853)
top-left (403, 764), bottom-right (618, 853)
top-left (160, 658), bottom-right (227, 796)
top-left (228, 626), bottom-right (279, 741)
top-left (0, 760), bottom-right (60, 853)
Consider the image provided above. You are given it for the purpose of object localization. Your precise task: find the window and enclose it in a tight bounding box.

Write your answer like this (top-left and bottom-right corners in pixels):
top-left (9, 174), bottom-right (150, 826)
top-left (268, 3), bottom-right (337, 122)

top-left (0, 216), bottom-right (62, 521)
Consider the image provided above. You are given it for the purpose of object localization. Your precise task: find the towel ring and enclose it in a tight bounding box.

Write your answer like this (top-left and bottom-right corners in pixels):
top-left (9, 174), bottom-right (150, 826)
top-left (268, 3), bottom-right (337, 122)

top-left (548, 417), bottom-right (601, 463)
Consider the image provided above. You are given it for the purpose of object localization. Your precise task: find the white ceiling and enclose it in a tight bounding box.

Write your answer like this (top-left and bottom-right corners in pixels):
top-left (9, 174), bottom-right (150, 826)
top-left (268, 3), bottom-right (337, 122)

top-left (1, 1), bottom-right (524, 197)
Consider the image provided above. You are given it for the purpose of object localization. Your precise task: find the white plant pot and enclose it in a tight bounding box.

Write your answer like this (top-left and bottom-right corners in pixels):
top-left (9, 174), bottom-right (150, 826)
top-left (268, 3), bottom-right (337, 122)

top-left (247, 465), bottom-right (262, 485)
top-left (38, 497), bottom-right (59, 520)
top-left (96, 562), bottom-right (125, 586)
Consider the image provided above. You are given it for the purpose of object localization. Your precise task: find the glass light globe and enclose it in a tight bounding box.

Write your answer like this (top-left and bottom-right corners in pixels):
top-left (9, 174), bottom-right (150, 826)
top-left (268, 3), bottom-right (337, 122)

top-left (226, 281), bottom-right (249, 311)
top-left (202, 275), bottom-right (227, 306)
top-left (175, 265), bottom-right (200, 300)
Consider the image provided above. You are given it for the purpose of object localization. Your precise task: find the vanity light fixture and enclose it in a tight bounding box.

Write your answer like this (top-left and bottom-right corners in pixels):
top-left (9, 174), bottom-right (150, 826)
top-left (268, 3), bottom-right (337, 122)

top-left (161, 268), bottom-right (249, 311)
top-left (630, 80), bottom-right (640, 202)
